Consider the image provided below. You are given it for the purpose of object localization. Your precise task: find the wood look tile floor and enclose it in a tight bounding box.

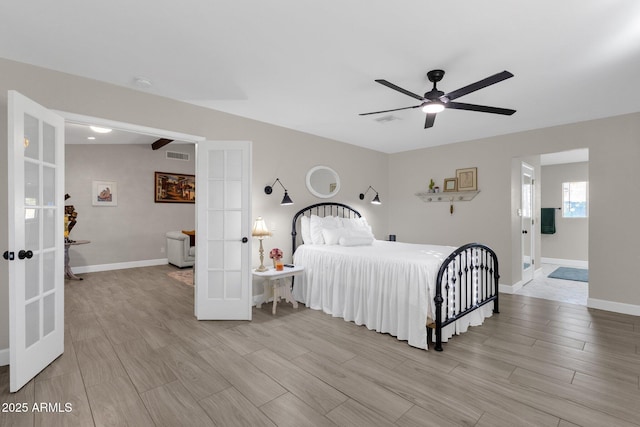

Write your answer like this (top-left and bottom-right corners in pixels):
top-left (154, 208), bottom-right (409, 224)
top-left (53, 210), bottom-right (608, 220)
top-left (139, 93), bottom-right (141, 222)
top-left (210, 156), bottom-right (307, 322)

top-left (2, 265), bottom-right (640, 427)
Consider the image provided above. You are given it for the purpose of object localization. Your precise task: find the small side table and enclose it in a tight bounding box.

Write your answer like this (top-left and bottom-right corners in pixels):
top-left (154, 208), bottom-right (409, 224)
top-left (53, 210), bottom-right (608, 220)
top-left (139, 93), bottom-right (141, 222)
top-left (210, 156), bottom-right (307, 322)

top-left (64, 240), bottom-right (90, 280)
top-left (253, 265), bottom-right (304, 314)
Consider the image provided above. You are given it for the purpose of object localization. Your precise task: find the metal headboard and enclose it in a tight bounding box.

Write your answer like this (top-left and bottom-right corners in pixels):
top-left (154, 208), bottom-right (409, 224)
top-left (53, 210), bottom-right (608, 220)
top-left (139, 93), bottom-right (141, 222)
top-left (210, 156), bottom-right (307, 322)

top-left (291, 202), bottom-right (361, 253)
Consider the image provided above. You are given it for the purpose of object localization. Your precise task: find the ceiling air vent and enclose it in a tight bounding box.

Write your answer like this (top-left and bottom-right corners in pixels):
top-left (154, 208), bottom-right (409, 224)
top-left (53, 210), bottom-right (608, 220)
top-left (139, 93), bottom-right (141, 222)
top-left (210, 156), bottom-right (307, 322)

top-left (374, 115), bottom-right (400, 123)
top-left (166, 151), bottom-right (190, 161)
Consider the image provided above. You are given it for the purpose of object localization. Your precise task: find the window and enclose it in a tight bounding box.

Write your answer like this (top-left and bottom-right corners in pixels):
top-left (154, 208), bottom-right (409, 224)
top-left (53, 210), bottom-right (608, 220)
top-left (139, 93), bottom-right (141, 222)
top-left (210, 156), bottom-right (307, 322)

top-left (562, 181), bottom-right (588, 218)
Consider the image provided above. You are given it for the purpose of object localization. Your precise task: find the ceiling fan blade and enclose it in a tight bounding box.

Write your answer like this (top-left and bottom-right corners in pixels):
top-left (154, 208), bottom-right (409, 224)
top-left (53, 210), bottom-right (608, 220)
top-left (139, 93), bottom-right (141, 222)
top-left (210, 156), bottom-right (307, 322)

top-left (446, 102), bottom-right (516, 115)
top-left (444, 71), bottom-right (514, 101)
top-left (359, 105), bottom-right (422, 116)
top-left (424, 113), bottom-right (436, 128)
top-left (375, 79), bottom-right (425, 101)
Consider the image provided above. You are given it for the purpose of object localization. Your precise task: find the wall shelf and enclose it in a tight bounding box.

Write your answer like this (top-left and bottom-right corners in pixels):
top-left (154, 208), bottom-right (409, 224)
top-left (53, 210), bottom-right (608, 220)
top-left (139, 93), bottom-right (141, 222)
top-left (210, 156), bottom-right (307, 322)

top-left (415, 190), bottom-right (480, 203)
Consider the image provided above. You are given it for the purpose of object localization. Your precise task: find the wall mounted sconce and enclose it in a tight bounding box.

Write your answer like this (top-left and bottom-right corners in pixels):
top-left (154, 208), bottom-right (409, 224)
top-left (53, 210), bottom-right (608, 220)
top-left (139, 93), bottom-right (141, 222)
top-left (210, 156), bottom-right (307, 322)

top-left (359, 186), bottom-right (381, 205)
top-left (265, 178), bottom-right (294, 205)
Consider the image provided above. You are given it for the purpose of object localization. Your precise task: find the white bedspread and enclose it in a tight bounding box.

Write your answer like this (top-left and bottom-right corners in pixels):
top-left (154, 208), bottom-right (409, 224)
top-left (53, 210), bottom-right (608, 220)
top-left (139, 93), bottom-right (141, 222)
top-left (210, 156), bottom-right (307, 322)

top-left (292, 240), bottom-right (494, 349)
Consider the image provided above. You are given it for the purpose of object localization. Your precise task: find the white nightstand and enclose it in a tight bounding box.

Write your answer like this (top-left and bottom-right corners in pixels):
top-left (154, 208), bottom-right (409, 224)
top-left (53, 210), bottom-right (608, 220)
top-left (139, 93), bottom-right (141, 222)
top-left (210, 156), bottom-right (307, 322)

top-left (253, 265), bottom-right (304, 314)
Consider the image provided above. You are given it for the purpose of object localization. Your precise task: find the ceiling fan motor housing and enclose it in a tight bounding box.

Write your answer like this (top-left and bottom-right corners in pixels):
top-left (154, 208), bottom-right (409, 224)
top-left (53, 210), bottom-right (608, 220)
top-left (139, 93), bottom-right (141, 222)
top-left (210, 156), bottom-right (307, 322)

top-left (427, 69), bottom-right (445, 83)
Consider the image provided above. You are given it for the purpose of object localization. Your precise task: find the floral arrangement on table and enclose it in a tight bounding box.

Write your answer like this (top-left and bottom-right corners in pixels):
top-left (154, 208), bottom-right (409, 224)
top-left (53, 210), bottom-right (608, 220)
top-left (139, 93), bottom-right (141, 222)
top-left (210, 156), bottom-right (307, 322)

top-left (269, 248), bottom-right (283, 268)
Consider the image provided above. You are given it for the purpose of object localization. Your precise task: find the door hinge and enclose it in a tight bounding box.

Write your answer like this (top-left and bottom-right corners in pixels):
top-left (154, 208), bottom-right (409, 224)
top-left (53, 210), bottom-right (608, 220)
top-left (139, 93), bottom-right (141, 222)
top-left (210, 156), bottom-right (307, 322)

top-left (3, 251), bottom-right (15, 261)
top-left (532, 259), bottom-right (535, 265)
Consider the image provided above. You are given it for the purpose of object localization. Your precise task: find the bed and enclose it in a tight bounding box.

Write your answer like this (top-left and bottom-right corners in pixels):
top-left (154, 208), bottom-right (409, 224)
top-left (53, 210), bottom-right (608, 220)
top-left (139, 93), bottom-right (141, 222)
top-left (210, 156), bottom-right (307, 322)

top-left (290, 202), bottom-right (499, 351)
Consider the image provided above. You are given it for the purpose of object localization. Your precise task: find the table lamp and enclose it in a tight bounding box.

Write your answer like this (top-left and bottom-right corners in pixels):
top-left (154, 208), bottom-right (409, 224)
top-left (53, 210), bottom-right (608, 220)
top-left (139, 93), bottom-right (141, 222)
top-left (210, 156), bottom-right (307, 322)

top-left (252, 217), bottom-right (271, 272)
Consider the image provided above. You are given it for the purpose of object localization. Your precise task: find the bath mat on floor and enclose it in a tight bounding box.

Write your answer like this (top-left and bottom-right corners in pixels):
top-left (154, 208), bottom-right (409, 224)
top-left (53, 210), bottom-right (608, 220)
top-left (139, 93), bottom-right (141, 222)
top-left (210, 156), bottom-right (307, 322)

top-left (548, 267), bottom-right (588, 282)
top-left (167, 269), bottom-right (194, 286)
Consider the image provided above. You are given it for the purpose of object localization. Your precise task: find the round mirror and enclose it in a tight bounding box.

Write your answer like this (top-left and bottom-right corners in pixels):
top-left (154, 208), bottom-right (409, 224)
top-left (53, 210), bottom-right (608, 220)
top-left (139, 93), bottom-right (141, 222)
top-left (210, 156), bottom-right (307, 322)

top-left (306, 166), bottom-right (340, 198)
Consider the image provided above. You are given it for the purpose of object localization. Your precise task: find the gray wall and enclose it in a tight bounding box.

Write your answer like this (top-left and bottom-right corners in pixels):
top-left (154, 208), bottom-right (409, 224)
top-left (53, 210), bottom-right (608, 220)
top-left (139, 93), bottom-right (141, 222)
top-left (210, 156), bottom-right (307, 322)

top-left (540, 162), bottom-right (589, 261)
top-left (388, 115), bottom-right (639, 309)
top-left (65, 143), bottom-right (196, 267)
top-left (0, 58), bottom-right (389, 353)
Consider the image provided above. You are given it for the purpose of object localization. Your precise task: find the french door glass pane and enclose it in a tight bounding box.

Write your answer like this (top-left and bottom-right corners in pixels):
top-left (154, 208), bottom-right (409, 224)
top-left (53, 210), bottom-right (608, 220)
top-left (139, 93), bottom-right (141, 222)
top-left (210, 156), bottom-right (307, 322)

top-left (25, 210), bottom-right (40, 249)
top-left (208, 271), bottom-right (224, 298)
top-left (209, 151), bottom-right (224, 179)
top-left (226, 150), bottom-right (242, 179)
top-left (25, 254), bottom-right (39, 300)
top-left (43, 166), bottom-right (55, 206)
top-left (43, 294), bottom-right (55, 336)
top-left (24, 113), bottom-right (39, 160)
top-left (25, 162), bottom-right (39, 206)
top-left (208, 241), bottom-right (223, 269)
top-left (226, 272), bottom-right (241, 298)
top-left (25, 301), bottom-right (40, 348)
top-left (208, 180), bottom-right (223, 209)
top-left (43, 251), bottom-right (55, 292)
top-left (43, 209), bottom-right (55, 249)
top-left (43, 121), bottom-right (56, 164)
top-left (224, 242), bottom-right (241, 270)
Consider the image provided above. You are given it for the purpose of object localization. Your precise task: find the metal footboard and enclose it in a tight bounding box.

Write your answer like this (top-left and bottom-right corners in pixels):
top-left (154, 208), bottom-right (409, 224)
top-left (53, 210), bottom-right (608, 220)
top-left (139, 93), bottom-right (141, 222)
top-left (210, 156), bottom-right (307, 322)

top-left (433, 243), bottom-right (500, 351)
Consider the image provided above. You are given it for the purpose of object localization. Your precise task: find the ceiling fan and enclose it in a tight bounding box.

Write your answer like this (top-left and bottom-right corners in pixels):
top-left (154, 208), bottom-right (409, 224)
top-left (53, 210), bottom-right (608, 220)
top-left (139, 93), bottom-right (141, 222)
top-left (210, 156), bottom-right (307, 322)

top-left (360, 70), bottom-right (516, 129)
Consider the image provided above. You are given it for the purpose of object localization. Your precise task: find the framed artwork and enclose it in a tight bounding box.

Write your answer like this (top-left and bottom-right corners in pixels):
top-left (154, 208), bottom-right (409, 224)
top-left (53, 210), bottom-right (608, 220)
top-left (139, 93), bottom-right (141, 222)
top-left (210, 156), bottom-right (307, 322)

top-left (155, 172), bottom-right (195, 203)
top-left (456, 167), bottom-right (478, 191)
top-left (92, 181), bottom-right (117, 206)
top-left (443, 178), bottom-right (458, 192)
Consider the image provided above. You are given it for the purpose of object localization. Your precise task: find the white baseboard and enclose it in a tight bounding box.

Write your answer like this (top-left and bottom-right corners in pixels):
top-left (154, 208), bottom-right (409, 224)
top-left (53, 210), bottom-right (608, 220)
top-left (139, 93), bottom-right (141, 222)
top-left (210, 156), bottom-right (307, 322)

top-left (0, 347), bottom-right (8, 366)
top-left (499, 282), bottom-right (520, 294)
top-left (588, 298), bottom-right (640, 316)
top-left (541, 257), bottom-right (588, 268)
top-left (72, 258), bottom-right (168, 274)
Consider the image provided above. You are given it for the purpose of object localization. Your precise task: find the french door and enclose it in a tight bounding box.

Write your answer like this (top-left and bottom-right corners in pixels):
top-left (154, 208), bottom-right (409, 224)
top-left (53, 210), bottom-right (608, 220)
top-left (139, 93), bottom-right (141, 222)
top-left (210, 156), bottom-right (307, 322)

top-left (195, 141), bottom-right (252, 320)
top-left (7, 91), bottom-right (65, 392)
top-left (521, 162), bottom-right (535, 284)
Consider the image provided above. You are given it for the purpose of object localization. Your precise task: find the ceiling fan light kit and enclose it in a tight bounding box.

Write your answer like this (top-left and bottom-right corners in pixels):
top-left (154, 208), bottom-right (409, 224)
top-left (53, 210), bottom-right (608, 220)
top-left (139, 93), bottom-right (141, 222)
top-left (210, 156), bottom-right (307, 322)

top-left (360, 69), bottom-right (516, 129)
top-left (422, 102), bottom-right (445, 114)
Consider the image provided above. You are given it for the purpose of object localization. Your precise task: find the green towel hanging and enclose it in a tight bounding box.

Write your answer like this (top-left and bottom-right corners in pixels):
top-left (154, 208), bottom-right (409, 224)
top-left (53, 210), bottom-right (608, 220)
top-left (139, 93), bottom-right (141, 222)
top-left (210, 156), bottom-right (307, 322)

top-left (541, 208), bottom-right (556, 234)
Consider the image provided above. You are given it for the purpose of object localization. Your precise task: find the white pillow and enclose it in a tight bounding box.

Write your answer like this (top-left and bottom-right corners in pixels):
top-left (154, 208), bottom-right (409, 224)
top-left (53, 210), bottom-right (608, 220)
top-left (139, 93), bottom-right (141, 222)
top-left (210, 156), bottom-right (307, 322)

top-left (322, 227), bottom-right (347, 245)
top-left (309, 215), bottom-right (342, 244)
top-left (341, 216), bottom-right (372, 233)
top-left (337, 227), bottom-right (375, 246)
top-left (339, 235), bottom-right (374, 246)
top-left (300, 216), bottom-right (312, 244)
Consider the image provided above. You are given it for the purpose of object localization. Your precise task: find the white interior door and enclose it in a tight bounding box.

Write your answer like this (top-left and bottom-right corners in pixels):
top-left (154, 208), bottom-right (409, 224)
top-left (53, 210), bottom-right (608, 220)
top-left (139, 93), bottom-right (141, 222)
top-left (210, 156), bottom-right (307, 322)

top-left (195, 141), bottom-right (252, 320)
top-left (521, 162), bottom-right (535, 284)
top-left (7, 91), bottom-right (64, 392)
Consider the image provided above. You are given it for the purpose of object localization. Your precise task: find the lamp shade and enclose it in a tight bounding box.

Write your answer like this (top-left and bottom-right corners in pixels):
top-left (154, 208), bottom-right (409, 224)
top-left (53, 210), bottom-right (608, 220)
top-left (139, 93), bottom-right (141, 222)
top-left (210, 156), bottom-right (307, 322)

top-left (371, 193), bottom-right (381, 204)
top-left (251, 217), bottom-right (271, 237)
top-left (281, 191), bottom-right (294, 205)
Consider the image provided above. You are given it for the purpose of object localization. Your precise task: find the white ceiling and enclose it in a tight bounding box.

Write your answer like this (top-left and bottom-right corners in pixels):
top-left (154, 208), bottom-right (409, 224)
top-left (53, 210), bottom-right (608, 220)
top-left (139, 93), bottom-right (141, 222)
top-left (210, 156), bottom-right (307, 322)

top-left (65, 123), bottom-right (158, 145)
top-left (540, 148), bottom-right (589, 166)
top-left (2, 1), bottom-right (640, 154)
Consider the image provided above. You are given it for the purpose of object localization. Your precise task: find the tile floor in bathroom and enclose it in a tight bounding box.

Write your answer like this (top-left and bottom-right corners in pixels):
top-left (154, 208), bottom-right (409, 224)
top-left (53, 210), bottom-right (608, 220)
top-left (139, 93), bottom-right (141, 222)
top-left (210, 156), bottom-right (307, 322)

top-left (515, 263), bottom-right (588, 305)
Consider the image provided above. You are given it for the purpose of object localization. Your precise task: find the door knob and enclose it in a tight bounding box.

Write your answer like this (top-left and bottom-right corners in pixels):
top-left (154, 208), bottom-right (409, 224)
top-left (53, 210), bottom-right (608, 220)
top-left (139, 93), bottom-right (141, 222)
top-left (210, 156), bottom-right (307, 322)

top-left (18, 250), bottom-right (33, 259)
top-left (522, 230), bottom-right (528, 234)
top-left (241, 237), bottom-right (248, 243)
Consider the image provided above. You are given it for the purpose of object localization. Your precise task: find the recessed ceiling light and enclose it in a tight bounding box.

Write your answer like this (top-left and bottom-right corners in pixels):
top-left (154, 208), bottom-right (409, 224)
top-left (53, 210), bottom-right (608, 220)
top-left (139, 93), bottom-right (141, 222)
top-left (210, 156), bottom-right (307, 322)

top-left (87, 136), bottom-right (96, 140)
top-left (90, 126), bottom-right (112, 134)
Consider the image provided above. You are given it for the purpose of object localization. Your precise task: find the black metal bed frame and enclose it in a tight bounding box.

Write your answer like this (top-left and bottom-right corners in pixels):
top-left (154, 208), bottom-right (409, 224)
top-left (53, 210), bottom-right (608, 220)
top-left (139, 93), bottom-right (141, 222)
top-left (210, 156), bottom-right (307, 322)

top-left (291, 202), bottom-right (499, 351)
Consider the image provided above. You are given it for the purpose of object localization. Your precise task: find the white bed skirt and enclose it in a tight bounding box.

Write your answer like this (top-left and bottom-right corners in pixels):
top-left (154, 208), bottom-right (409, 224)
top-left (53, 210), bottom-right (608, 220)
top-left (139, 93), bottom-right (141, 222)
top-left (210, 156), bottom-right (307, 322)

top-left (293, 241), bottom-right (494, 350)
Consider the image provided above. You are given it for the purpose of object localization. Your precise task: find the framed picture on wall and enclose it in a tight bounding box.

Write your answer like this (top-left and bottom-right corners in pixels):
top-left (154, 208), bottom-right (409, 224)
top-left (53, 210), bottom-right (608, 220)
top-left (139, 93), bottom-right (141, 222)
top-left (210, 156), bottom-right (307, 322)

top-left (92, 181), bottom-right (117, 206)
top-left (154, 172), bottom-right (195, 203)
top-left (456, 167), bottom-right (477, 191)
